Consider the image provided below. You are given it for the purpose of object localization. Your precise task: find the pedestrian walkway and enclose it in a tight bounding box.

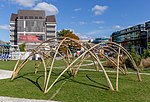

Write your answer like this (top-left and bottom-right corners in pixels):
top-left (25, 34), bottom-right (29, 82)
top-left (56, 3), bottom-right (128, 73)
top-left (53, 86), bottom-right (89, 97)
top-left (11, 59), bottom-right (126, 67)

top-left (0, 96), bottom-right (58, 102)
top-left (0, 69), bottom-right (12, 80)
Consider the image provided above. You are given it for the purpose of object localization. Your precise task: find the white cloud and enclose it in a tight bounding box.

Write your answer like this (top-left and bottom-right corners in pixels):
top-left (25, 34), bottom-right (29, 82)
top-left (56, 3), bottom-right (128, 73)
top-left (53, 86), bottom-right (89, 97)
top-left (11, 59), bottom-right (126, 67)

top-left (0, 25), bottom-right (9, 30)
top-left (11, 0), bottom-right (39, 7)
top-left (79, 21), bottom-right (87, 25)
top-left (74, 8), bottom-right (81, 12)
top-left (112, 25), bottom-right (121, 29)
top-left (86, 28), bottom-right (114, 37)
top-left (75, 33), bottom-right (91, 40)
top-left (80, 35), bottom-right (91, 40)
top-left (92, 5), bottom-right (108, 15)
top-left (112, 25), bottom-right (123, 29)
top-left (33, 2), bottom-right (58, 15)
top-left (92, 20), bottom-right (104, 24)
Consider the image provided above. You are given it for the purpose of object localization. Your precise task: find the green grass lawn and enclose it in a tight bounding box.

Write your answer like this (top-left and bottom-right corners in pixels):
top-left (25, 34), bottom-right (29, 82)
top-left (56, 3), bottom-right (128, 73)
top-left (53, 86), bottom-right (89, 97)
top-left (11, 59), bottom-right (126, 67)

top-left (0, 60), bottom-right (150, 102)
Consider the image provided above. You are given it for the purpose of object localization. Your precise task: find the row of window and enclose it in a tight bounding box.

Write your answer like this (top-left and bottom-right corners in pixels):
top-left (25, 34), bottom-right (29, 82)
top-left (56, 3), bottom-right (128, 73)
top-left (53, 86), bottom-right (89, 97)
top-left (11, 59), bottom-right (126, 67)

top-left (17, 20), bottom-right (45, 32)
top-left (19, 16), bottom-right (44, 19)
top-left (46, 36), bottom-right (55, 38)
top-left (145, 22), bottom-right (150, 29)
top-left (112, 24), bottom-right (145, 36)
top-left (47, 31), bottom-right (55, 33)
top-left (18, 20), bottom-right (45, 27)
top-left (46, 25), bottom-right (55, 28)
top-left (112, 31), bottom-right (147, 42)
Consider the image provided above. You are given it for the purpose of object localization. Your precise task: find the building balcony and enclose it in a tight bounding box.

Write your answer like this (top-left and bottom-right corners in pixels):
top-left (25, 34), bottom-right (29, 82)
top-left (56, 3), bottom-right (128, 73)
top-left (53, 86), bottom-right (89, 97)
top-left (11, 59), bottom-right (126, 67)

top-left (10, 27), bottom-right (15, 30)
top-left (46, 28), bottom-right (55, 31)
top-left (47, 33), bottom-right (55, 35)
top-left (10, 37), bottom-right (17, 41)
top-left (10, 33), bottom-right (14, 35)
top-left (10, 37), bottom-right (15, 40)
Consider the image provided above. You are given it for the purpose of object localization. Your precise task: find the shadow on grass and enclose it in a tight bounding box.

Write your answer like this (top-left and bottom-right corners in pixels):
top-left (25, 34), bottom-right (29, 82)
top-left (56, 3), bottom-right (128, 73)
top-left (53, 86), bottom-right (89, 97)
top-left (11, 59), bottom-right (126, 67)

top-left (106, 73), bottom-right (138, 82)
top-left (54, 71), bottom-right (109, 90)
top-left (86, 75), bottom-right (109, 88)
top-left (13, 70), bottom-right (109, 92)
top-left (22, 76), bottom-right (43, 92)
top-left (68, 78), bottom-right (109, 90)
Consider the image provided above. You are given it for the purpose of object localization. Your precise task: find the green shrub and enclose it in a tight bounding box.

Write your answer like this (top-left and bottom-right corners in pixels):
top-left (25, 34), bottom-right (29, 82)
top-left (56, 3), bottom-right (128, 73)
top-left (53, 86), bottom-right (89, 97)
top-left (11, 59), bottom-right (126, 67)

top-left (125, 47), bottom-right (141, 68)
top-left (19, 43), bottom-right (26, 52)
top-left (142, 49), bottom-right (150, 59)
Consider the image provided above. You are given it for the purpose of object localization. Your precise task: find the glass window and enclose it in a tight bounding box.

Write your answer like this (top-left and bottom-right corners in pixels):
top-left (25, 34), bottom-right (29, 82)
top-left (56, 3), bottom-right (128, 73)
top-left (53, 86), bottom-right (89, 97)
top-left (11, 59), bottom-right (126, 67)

top-left (29, 16), bottom-right (33, 19)
top-left (19, 16), bottom-right (23, 19)
top-left (25, 20), bottom-right (45, 32)
top-left (39, 16), bottom-right (42, 19)
top-left (25, 16), bottom-right (28, 19)
top-left (35, 16), bottom-right (38, 19)
top-left (17, 20), bottom-right (24, 32)
top-left (47, 31), bottom-right (55, 33)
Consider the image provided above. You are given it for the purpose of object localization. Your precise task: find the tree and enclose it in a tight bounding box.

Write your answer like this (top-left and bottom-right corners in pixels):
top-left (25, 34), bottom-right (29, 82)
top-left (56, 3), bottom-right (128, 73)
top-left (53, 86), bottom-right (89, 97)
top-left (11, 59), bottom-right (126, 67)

top-left (64, 32), bottom-right (80, 53)
top-left (142, 49), bottom-right (150, 59)
top-left (57, 29), bottom-right (73, 37)
top-left (130, 47), bottom-right (141, 66)
top-left (64, 32), bottom-right (79, 40)
top-left (125, 46), bottom-right (141, 69)
top-left (57, 29), bottom-right (81, 54)
top-left (19, 43), bottom-right (26, 52)
top-left (142, 42), bottom-right (150, 58)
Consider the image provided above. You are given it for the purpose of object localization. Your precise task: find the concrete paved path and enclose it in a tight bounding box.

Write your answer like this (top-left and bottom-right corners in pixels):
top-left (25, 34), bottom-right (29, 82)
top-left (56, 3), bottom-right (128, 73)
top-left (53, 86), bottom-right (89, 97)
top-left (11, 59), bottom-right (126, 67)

top-left (0, 69), bottom-right (12, 80)
top-left (0, 96), bottom-right (58, 102)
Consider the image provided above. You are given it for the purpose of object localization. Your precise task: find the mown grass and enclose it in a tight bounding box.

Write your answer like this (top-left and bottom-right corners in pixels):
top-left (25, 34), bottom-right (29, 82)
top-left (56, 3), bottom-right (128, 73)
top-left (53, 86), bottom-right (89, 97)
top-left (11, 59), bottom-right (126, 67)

top-left (0, 60), bottom-right (150, 102)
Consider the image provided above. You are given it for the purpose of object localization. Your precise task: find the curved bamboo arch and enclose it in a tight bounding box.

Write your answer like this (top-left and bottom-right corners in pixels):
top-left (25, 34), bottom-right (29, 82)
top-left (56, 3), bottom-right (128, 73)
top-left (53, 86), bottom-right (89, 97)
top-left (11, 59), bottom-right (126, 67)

top-left (11, 37), bottom-right (142, 93)
top-left (107, 42), bottom-right (141, 81)
top-left (92, 46), bottom-right (126, 74)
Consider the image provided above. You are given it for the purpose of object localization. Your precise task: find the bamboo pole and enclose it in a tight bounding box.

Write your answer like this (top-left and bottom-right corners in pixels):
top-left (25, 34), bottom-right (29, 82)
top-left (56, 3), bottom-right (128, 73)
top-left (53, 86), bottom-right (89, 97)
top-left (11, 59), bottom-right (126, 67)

top-left (44, 38), bottom-right (67, 93)
top-left (116, 45), bottom-right (120, 91)
top-left (11, 53), bottom-right (34, 80)
top-left (69, 38), bottom-right (114, 91)
top-left (123, 64), bottom-right (127, 75)
top-left (40, 55), bottom-right (47, 91)
top-left (45, 43), bottom-right (114, 93)
top-left (86, 44), bottom-right (100, 71)
top-left (11, 38), bottom-right (142, 94)
top-left (93, 46), bottom-right (126, 74)
top-left (34, 61), bottom-right (42, 74)
top-left (11, 57), bottom-right (29, 80)
top-left (107, 42), bottom-right (142, 81)
top-left (11, 51), bottom-right (27, 79)
top-left (74, 54), bottom-right (86, 76)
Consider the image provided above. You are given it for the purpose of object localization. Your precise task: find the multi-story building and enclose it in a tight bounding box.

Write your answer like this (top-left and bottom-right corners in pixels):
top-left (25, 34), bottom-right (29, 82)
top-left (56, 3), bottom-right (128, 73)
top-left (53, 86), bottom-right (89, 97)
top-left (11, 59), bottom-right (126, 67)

top-left (111, 24), bottom-right (147, 54)
top-left (145, 21), bottom-right (150, 43)
top-left (91, 37), bottom-right (110, 44)
top-left (10, 10), bottom-right (56, 50)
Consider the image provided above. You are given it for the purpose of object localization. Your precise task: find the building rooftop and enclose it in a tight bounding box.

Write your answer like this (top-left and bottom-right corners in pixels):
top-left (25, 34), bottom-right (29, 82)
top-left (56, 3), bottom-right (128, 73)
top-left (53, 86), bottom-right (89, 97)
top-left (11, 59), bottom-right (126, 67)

top-left (10, 13), bottom-right (18, 21)
top-left (46, 15), bottom-right (56, 22)
top-left (18, 10), bottom-right (45, 19)
top-left (10, 10), bottom-right (56, 21)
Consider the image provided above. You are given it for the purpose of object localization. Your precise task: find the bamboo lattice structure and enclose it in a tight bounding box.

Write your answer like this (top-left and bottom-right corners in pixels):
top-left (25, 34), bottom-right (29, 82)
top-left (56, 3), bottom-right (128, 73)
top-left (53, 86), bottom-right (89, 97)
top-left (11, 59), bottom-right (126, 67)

top-left (11, 37), bottom-right (142, 93)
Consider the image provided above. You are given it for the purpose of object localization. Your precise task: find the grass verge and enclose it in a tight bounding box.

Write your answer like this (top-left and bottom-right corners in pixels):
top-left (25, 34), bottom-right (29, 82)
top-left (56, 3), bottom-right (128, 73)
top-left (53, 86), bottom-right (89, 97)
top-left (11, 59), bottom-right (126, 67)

top-left (0, 60), bottom-right (150, 102)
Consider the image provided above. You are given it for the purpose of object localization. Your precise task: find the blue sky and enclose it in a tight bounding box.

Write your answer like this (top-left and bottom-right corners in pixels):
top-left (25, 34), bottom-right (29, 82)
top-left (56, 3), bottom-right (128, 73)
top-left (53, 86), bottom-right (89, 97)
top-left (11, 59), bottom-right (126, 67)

top-left (0, 0), bottom-right (150, 41)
